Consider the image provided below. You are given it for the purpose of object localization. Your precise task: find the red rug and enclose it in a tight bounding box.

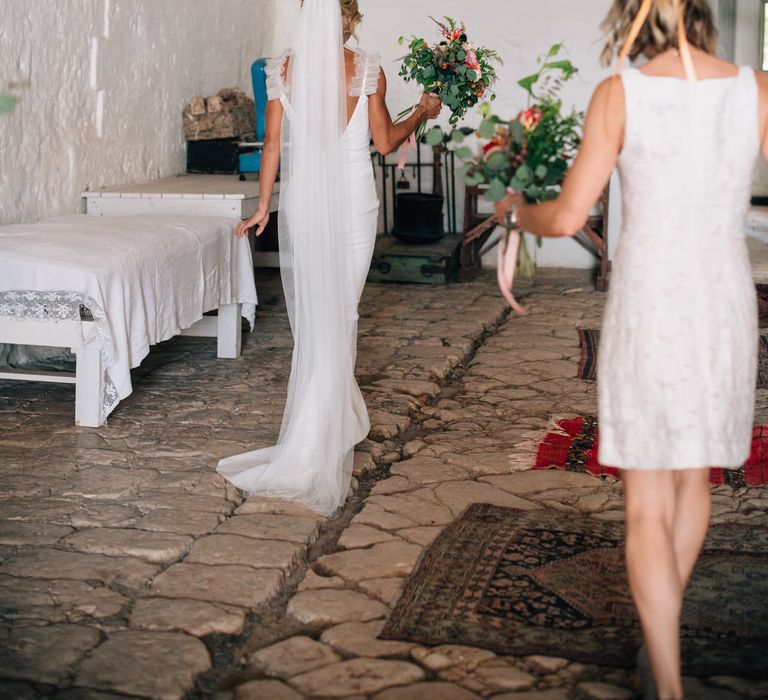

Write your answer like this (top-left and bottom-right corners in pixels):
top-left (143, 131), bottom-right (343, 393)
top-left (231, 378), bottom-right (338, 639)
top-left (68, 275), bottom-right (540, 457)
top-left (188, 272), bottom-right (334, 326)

top-left (534, 416), bottom-right (768, 488)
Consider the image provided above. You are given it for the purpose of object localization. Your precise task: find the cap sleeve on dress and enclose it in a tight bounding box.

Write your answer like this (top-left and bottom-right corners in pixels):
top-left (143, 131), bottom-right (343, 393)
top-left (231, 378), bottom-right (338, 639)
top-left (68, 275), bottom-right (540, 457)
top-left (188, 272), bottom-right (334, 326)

top-left (350, 50), bottom-right (382, 97)
top-left (265, 51), bottom-right (290, 101)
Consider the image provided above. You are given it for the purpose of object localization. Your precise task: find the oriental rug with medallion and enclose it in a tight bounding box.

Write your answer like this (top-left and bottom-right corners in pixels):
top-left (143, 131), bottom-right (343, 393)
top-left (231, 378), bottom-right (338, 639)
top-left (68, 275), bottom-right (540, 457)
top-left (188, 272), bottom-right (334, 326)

top-left (380, 504), bottom-right (768, 676)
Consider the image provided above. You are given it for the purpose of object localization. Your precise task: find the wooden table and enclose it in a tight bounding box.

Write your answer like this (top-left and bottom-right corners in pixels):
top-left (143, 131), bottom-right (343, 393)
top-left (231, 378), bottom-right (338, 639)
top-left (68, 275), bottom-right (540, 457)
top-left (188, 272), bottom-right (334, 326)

top-left (461, 185), bottom-right (611, 290)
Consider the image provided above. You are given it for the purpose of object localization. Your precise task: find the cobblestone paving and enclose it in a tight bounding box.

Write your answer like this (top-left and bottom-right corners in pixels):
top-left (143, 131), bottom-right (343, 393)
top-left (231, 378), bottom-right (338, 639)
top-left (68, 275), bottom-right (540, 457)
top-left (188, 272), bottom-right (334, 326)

top-left (1, 269), bottom-right (766, 700)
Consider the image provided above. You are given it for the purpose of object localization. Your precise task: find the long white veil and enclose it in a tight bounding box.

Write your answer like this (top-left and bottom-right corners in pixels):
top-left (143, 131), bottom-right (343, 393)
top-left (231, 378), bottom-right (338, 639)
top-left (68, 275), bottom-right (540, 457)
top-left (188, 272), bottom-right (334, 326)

top-left (217, 0), bottom-right (369, 516)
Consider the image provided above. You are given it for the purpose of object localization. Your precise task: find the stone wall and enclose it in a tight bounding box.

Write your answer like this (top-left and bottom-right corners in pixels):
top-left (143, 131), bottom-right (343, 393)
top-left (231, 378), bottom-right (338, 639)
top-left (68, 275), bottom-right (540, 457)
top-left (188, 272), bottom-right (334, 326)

top-left (0, 0), bottom-right (272, 225)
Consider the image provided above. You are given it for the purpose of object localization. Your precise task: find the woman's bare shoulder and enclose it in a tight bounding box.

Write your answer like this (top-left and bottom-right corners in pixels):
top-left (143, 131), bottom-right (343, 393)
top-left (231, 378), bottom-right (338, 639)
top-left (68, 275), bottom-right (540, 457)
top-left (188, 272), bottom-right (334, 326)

top-left (755, 69), bottom-right (768, 90)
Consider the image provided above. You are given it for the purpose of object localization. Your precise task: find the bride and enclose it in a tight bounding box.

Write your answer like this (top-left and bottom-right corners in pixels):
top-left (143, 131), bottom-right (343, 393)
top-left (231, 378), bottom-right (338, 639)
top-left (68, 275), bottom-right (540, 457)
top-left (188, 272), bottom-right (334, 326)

top-left (217, 0), bottom-right (441, 515)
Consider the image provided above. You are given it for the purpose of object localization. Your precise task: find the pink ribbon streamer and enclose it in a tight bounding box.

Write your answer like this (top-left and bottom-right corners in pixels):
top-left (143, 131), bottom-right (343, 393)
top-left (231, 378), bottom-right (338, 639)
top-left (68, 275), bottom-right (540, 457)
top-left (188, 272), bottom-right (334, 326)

top-left (497, 228), bottom-right (528, 315)
top-left (397, 132), bottom-right (417, 171)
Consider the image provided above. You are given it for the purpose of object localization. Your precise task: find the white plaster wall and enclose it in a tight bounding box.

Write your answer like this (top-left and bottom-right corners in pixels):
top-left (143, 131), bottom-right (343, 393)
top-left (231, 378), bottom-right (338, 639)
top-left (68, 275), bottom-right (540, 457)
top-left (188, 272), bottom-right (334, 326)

top-left (732, 0), bottom-right (768, 195)
top-left (270, 0), bottom-right (768, 267)
top-left (0, 0), bottom-right (272, 225)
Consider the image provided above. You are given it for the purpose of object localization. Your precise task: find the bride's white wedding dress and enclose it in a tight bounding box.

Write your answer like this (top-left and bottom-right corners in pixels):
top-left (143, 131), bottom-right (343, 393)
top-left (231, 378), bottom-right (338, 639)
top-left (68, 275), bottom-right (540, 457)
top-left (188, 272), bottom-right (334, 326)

top-left (217, 0), bottom-right (380, 516)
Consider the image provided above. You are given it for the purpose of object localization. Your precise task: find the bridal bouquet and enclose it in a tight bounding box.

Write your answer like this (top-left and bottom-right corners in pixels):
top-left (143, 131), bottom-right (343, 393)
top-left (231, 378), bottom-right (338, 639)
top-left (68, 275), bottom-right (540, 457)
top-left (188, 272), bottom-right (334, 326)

top-left (453, 45), bottom-right (583, 279)
top-left (398, 16), bottom-right (501, 139)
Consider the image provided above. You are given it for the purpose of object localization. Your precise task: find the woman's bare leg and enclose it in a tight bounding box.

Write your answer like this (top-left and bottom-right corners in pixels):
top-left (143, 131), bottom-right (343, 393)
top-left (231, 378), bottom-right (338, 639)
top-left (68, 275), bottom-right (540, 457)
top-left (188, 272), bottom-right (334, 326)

top-left (622, 470), bottom-right (684, 700)
top-left (671, 468), bottom-right (711, 587)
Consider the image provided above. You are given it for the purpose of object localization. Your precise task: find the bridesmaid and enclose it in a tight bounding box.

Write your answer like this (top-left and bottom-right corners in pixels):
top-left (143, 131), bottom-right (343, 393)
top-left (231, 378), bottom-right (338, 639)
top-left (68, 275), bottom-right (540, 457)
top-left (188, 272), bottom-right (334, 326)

top-left (496, 1), bottom-right (765, 697)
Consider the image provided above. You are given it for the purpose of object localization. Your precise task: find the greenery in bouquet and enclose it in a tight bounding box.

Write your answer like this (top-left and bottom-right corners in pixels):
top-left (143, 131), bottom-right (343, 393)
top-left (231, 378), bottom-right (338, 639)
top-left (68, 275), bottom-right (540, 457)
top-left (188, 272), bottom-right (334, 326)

top-left (0, 92), bottom-right (16, 114)
top-left (398, 16), bottom-right (501, 140)
top-left (452, 44), bottom-right (584, 276)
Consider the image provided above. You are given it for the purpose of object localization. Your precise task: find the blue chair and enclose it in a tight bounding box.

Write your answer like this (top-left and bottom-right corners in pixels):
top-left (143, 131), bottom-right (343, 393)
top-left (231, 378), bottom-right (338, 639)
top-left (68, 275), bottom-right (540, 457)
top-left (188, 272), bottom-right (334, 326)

top-left (238, 59), bottom-right (268, 177)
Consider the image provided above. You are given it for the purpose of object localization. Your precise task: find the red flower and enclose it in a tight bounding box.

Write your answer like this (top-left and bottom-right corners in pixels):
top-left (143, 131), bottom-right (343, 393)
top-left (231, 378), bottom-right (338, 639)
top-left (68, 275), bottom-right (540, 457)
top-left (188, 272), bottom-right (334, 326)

top-left (516, 107), bottom-right (543, 131)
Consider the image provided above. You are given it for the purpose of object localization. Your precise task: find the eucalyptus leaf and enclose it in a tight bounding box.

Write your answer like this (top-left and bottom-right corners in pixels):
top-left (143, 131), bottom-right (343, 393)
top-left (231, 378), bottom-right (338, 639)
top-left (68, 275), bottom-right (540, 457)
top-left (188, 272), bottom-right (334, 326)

top-left (485, 178), bottom-right (507, 202)
top-left (535, 164), bottom-right (548, 180)
top-left (478, 119), bottom-right (497, 139)
top-left (451, 130), bottom-right (466, 143)
top-left (464, 172), bottom-right (485, 186)
top-left (454, 145), bottom-right (473, 160)
top-left (425, 126), bottom-right (444, 147)
top-left (515, 164), bottom-right (533, 183)
top-left (466, 69), bottom-right (477, 82)
top-left (509, 120), bottom-right (524, 142)
top-left (486, 152), bottom-right (508, 171)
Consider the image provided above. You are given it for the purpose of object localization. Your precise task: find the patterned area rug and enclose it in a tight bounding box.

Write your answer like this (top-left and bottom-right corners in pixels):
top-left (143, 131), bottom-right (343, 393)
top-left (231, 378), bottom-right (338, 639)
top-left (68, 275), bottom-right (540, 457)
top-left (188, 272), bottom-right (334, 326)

top-left (534, 416), bottom-right (768, 487)
top-left (578, 328), bottom-right (768, 388)
top-left (576, 329), bottom-right (600, 382)
top-left (758, 283), bottom-right (768, 327)
top-left (380, 505), bottom-right (768, 676)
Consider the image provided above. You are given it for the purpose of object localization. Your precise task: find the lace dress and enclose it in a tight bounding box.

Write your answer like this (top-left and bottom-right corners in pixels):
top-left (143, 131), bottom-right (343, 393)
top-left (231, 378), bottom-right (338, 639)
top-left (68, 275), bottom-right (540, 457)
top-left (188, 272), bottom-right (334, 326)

top-left (597, 67), bottom-right (760, 470)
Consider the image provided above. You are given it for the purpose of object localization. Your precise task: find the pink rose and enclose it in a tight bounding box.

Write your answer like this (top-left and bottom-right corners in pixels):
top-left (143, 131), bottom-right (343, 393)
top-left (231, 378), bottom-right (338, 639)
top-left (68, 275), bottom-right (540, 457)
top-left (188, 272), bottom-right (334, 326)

top-left (465, 50), bottom-right (481, 79)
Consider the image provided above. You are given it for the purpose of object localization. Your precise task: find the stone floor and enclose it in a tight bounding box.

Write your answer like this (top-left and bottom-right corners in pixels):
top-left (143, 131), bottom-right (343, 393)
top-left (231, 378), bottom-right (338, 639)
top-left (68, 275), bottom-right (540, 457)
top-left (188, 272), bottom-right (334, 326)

top-left (0, 267), bottom-right (766, 700)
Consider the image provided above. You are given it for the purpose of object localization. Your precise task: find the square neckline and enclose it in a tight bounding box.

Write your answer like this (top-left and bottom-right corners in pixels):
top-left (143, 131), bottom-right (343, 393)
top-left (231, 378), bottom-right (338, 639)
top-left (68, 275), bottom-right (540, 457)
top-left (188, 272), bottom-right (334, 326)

top-left (631, 65), bottom-right (745, 84)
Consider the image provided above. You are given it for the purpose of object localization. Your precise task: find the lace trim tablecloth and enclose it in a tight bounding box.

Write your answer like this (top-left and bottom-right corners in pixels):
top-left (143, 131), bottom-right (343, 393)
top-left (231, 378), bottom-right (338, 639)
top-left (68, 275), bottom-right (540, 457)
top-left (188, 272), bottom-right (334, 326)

top-left (0, 290), bottom-right (119, 415)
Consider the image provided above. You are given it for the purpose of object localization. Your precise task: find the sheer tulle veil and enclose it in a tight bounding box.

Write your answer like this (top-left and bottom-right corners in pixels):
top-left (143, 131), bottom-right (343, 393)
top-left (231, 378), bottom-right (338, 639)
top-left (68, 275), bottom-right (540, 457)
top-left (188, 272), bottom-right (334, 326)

top-left (217, 0), bottom-right (370, 515)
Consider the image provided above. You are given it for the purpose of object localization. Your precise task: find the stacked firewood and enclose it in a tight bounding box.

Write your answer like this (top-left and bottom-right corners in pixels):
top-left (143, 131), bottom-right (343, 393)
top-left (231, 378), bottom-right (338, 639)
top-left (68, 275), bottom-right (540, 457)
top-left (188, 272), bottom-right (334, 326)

top-left (183, 88), bottom-right (255, 141)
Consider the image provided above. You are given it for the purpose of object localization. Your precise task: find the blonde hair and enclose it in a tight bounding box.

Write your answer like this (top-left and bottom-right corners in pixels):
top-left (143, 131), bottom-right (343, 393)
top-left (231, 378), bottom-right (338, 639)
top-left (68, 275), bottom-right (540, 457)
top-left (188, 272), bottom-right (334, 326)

top-left (600, 0), bottom-right (717, 66)
top-left (339, 0), bottom-right (363, 35)
top-left (300, 0), bottom-right (363, 36)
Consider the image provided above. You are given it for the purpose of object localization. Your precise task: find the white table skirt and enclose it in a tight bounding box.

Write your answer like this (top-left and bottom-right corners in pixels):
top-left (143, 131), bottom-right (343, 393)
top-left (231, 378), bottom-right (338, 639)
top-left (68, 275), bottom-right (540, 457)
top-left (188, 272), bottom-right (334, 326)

top-left (0, 214), bottom-right (257, 418)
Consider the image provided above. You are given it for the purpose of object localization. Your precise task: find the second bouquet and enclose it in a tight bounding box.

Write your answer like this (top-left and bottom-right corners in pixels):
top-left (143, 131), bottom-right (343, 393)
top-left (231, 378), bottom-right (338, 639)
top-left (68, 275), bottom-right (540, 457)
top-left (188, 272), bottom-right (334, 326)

top-left (455, 45), bottom-right (583, 295)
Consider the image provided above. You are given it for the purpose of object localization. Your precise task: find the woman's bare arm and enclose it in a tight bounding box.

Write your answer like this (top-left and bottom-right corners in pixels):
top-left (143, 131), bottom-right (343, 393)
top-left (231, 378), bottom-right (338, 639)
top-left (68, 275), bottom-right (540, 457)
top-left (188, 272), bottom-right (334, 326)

top-left (757, 71), bottom-right (768, 162)
top-left (235, 99), bottom-right (283, 237)
top-left (496, 76), bottom-right (625, 238)
top-left (368, 71), bottom-right (442, 155)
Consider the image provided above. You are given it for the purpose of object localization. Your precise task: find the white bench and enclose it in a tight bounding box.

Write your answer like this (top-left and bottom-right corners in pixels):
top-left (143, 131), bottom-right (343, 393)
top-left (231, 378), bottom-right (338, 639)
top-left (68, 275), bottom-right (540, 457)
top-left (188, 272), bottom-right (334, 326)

top-left (0, 301), bottom-right (243, 428)
top-left (0, 211), bottom-right (258, 427)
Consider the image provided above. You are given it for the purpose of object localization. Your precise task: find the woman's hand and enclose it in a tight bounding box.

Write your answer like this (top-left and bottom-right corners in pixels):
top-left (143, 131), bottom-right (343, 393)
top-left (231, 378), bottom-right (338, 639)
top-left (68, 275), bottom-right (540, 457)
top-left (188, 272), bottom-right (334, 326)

top-left (494, 190), bottom-right (523, 225)
top-left (418, 92), bottom-right (442, 121)
top-left (235, 209), bottom-right (270, 238)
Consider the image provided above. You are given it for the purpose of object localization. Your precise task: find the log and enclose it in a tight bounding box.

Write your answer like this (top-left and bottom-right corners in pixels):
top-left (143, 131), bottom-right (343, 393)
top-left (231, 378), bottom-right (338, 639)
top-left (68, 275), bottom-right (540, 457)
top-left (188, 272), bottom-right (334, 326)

top-left (183, 88), bottom-right (255, 141)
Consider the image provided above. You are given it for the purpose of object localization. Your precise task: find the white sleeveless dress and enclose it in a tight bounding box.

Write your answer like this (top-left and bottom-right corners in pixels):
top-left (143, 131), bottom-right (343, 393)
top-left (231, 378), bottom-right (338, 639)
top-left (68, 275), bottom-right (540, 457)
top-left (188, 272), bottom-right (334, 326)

top-left (216, 49), bottom-right (380, 514)
top-left (597, 67), bottom-right (759, 471)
